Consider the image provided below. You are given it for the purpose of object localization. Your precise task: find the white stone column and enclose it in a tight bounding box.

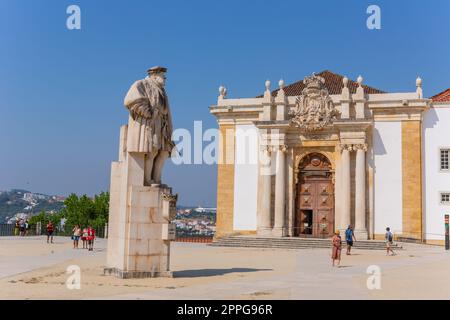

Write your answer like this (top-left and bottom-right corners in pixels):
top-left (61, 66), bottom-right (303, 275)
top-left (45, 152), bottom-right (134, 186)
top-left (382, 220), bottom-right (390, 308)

top-left (273, 145), bottom-right (287, 237)
top-left (258, 146), bottom-right (272, 235)
top-left (355, 144), bottom-right (368, 238)
top-left (340, 144), bottom-right (352, 230)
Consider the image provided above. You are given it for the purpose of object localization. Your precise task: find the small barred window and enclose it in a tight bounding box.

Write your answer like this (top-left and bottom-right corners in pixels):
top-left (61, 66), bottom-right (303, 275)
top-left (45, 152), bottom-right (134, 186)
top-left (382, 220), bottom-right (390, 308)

top-left (441, 193), bottom-right (450, 205)
top-left (441, 149), bottom-right (449, 170)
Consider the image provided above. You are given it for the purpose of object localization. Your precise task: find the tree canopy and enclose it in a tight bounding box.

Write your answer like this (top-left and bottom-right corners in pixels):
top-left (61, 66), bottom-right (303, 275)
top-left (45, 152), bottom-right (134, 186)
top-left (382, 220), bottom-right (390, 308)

top-left (29, 192), bottom-right (109, 230)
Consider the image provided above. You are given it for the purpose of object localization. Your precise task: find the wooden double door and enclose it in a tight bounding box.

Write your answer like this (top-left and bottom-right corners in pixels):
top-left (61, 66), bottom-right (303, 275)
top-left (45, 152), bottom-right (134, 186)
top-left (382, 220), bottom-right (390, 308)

top-left (295, 174), bottom-right (335, 238)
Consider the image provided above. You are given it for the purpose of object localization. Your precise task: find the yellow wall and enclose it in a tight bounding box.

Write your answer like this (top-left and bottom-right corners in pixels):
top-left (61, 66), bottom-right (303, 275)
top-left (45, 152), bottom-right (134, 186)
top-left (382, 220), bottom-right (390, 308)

top-left (215, 124), bottom-right (235, 238)
top-left (401, 121), bottom-right (423, 240)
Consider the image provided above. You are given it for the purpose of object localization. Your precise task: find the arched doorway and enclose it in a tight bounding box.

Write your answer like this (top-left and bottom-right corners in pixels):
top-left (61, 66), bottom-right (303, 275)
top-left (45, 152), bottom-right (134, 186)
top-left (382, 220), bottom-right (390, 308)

top-left (295, 153), bottom-right (334, 238)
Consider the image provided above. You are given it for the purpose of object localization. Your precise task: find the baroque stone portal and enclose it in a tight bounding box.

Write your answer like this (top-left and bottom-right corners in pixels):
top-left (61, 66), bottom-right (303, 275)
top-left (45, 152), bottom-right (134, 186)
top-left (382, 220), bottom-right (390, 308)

top-left (289, 73), bottom-right (339, 131)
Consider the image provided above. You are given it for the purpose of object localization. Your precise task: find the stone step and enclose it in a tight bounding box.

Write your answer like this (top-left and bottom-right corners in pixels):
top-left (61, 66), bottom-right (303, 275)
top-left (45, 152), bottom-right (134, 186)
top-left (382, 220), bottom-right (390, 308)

top-left (211, 243), bottom-right (393, 248)
top-left (209, 243), bottom-right (396, 250)
top-left (211, 242), bottom-right (395, 247)
top-left (210, 236), bottom-right (403, 250)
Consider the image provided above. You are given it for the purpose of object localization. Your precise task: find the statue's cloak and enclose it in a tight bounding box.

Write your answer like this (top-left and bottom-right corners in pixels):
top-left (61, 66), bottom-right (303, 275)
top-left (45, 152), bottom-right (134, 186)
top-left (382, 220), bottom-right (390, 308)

top-left (124, 77), bottom-right (174, 153)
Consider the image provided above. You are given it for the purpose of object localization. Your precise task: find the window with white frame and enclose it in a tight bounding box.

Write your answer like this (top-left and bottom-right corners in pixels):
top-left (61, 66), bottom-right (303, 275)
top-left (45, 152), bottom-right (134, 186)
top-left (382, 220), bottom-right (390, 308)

top-left (441, 149), bottom-right (449, 171)
top-left (441, 193), bottom-right (450, 205)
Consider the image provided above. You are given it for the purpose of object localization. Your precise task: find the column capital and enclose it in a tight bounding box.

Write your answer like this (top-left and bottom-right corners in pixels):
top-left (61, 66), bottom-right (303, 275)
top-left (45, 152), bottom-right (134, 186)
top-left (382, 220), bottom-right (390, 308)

top-left (270, 144), bottom-right (288, 153)
top-left (354, 143), bottom-right (368, 152)
top-left (339, 143), bottom-right (354, 152)
top-left (279, 144), bottom-right (288, 153)
top-left (260, 145), bottom-right (271, 153)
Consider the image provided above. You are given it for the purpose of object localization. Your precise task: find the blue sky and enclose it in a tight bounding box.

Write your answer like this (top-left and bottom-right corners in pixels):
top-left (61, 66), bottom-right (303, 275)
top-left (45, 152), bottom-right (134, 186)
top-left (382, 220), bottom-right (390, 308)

top-left (1, 0), bottom-right (449, 206)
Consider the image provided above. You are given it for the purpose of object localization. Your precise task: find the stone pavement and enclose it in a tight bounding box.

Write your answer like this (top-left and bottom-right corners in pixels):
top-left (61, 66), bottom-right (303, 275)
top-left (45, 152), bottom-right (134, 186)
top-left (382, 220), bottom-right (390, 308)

top-left (1, 236), bottom-right (449, 299)
top-left (0, 236), bottom-right (106, 279)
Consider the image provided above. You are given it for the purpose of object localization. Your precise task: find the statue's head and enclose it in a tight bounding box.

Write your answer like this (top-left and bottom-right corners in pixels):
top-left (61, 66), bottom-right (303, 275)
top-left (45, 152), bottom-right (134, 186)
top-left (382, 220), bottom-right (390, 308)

top-left (147, 66), bottom-right (167, 87)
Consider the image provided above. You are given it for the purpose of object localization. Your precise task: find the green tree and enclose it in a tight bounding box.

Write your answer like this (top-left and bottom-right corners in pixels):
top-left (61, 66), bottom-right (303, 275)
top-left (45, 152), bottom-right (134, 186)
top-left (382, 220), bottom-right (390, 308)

top-left (60, 192), bottom-right (109, 230)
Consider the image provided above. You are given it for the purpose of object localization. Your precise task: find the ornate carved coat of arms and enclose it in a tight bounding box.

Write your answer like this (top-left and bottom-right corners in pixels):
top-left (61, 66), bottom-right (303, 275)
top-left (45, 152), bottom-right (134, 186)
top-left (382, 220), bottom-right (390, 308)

top-left (289, 73), bottom-right (339, 131)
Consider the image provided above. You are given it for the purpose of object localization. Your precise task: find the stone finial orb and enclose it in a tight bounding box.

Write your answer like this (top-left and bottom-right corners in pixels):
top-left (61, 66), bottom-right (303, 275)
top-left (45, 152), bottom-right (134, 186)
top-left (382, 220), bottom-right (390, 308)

top-left (279, 79), bottom-right (285, 89)
top-left (343, 76), bottom-right (348, 87)
top-left (265, 80), bottom-right (271, 91)
top-left (357, 75), bottom-right (363, 86)
top-left (416, 76), bottom-right (422, 87)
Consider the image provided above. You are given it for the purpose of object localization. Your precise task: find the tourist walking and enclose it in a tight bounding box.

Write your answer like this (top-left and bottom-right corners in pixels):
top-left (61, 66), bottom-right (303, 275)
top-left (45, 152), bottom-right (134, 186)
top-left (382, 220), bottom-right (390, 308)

top-left (345, 225), bottom-right (357, 255)
top-left (19, 219), bottom-right (26, 236)
top-left (24, 220), bottom-right (29, 236)
top-left (14, 219), bottom-right (20, 236)
top-left (81, 226), bottom-right (88, 249)
top-left (385, 227), bottom-right (396, 256)
top-left (46, 221), bottom-right (54, 244)
top-left (87, 225), bottom-right (95, 251)
top-left (331, 230), bottom-right (342, 267)
top-left (72, 225), bottom-right (81, 249)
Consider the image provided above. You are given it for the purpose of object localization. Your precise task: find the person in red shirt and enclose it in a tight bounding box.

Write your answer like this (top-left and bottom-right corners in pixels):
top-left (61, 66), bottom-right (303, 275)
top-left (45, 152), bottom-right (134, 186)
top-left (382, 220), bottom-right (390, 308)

top-left (81, 227), bottom-right (88, 249)
top-left (87, 225), bottom-right (95, 251)
top-left (46, 221), bottom-right (54, 244)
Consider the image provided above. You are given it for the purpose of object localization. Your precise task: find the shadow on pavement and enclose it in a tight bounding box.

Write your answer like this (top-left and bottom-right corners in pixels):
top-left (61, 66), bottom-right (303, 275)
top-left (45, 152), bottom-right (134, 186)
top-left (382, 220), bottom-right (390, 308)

top-left (173, 268), bottom-right (273, 278)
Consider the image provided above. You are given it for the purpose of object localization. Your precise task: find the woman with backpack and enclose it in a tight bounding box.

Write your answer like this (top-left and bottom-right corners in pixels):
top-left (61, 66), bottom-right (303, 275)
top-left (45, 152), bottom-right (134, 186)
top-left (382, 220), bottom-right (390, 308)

top-left (385, 227), bottom-right (396, 256)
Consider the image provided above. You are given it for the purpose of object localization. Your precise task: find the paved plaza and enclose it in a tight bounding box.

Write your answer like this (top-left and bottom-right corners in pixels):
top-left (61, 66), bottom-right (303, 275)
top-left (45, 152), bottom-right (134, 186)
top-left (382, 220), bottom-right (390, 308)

top-left (1, 236), bottom-right (450, 299)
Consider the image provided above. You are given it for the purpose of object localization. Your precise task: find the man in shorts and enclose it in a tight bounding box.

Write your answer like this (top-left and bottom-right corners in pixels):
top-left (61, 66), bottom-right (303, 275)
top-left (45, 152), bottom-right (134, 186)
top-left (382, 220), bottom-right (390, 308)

top-left (46, 221), bottom-right (54, 244)
top-left (385, 227), bottom-right (396, 256)
top-left (345, 225), bottom-right (356, 255)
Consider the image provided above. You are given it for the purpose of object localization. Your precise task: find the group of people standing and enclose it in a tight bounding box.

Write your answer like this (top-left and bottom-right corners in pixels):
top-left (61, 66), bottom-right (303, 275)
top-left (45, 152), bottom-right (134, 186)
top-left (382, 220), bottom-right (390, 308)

top-left (14, 219), bottom-right (29, 236)
top-left (44, 221), bottom-right (96, 251)
top-left (331, 225), bottom-right (396, 267)
top-left (71, 225), bottom-right (96, 251)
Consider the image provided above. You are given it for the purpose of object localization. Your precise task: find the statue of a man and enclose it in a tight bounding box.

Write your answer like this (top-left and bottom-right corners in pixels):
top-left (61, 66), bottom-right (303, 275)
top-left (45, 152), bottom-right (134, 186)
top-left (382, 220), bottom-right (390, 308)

top-left (124, 66), bottom-right (174, 186)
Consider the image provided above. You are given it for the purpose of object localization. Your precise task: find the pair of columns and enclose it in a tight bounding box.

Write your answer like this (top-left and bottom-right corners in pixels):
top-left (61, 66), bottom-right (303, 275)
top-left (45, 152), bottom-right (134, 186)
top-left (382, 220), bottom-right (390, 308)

top-left (340, 143), bottom-right (367, 234)
top-left (259, 145), bottom-right (287, 236)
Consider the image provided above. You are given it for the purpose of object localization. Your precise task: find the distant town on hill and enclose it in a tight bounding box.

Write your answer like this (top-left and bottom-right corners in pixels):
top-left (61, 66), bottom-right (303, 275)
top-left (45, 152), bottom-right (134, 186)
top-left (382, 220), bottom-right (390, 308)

top-left (0, 189), bottom-right (216, 237)
top-left (0, 189), bottom-right (65, 223)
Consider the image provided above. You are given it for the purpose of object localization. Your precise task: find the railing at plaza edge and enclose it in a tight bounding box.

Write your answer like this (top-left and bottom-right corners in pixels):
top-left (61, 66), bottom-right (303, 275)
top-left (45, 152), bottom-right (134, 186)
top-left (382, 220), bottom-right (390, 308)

top-left (0, 223), bottom-right (108, 238)
top-left (0, 223), bottom-right (215, 243)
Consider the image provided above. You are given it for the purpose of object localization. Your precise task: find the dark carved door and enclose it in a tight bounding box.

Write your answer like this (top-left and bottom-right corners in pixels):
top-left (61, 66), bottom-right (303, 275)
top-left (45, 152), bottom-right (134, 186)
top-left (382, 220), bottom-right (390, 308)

top-left (295, 154), bottom-right (334, 238)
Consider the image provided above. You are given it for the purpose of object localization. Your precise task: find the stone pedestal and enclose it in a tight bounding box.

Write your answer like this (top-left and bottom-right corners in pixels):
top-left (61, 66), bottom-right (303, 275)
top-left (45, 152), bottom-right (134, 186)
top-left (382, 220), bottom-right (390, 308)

top-left (105, 125), bottom-right (176, 279)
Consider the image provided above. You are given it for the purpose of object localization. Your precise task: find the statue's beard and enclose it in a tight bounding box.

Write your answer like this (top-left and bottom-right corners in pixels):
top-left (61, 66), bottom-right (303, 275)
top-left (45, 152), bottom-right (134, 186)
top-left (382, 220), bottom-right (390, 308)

top-left (150, 76), bottom-right (165, 88)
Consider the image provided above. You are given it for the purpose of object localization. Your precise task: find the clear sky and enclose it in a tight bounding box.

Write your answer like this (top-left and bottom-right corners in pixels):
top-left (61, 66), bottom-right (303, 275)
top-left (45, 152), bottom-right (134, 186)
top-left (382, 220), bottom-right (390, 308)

top-left (1, 0), bottom-right (449, 206)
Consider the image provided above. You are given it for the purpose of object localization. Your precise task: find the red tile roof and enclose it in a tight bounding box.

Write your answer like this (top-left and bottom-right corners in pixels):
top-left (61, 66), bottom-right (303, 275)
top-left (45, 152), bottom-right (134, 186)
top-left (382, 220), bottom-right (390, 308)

top-left (431, 88), bottom-right (450, 102)
top-left (258, 70), bottom-right (386, 97)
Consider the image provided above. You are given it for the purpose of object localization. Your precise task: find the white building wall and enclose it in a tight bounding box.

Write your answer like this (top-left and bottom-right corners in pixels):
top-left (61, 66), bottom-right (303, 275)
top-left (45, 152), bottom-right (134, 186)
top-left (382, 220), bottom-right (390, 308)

top-left (233, 124), bottom-right (259, 230)
top-left (423, 105), bottom-right (450, 241)
top-left (373, 121), bottom-right (403, 235)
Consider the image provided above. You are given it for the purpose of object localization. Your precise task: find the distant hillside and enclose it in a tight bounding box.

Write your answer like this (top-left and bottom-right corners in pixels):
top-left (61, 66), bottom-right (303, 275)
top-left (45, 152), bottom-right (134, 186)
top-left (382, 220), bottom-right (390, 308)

top-left (176, 207), bottom-right (216, 222)
top-left (0, 189), bottom-right (65, 223)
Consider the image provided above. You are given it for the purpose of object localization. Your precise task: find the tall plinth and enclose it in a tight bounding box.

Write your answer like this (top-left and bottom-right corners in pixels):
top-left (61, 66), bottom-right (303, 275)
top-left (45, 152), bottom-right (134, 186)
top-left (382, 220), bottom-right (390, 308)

top-left (104, 126), bottom-right (177, 279)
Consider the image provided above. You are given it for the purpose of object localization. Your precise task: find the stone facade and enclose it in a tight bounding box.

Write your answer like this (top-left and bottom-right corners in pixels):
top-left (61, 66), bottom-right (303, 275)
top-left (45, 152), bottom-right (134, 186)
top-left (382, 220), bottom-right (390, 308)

top-left (211, 71), bottom-right (436, 242)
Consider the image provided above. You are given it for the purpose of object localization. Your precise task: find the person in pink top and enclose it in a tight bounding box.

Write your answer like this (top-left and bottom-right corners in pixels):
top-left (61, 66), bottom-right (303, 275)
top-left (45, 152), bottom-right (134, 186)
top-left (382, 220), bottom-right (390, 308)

top-left (331, 230), bottom-right (342, 267)
top-left (86, 225), bottom-right (96, 251)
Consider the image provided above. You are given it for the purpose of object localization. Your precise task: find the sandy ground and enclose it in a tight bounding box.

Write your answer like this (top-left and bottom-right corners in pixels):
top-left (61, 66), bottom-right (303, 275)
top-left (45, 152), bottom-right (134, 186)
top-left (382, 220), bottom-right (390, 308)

top-left (1, 236), bottom-right (450, 299)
